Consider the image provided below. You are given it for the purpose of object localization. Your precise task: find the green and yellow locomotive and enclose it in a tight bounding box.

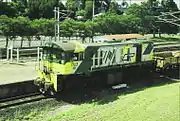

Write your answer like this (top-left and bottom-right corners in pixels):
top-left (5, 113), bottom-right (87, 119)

top-left (34, 34), bottom-right (154, 95)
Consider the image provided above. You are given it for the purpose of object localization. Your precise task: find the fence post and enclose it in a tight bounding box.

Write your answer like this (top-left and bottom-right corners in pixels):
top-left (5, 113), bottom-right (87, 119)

top-left (40, 52), bottom-right (43, 70)
top-left (37, 47), bottom-right (40, 62)
top-left (10, 47), bottom-right (13, 62)
top-left (7, 48), bottom-right (9, 61)
top-left (17, 48), bottom-right (19, 63)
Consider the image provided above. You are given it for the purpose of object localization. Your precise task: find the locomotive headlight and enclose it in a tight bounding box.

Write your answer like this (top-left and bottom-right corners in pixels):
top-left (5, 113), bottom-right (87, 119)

top-left (61, 60), bottom-right (65, 64)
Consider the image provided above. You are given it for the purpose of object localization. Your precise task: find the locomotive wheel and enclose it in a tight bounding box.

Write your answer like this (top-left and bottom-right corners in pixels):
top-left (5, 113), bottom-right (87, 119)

top-left (46, 88), bottom-right (56, 97)
top-left (39, 87), bottom-right (46, 95)
top-left (34, 77), bottom-right (41, 86)
top-left (39, 86), bottom-right (56, 97)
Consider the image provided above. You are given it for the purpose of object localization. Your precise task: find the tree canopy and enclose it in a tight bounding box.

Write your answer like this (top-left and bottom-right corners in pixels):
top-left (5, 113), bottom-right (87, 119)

top-left (28, 0), bottom-right (66, 19)
top-left (0, 0), bottom-right (179, 45)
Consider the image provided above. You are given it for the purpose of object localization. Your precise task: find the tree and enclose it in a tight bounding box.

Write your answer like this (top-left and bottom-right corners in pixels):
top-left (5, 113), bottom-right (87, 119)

top-left (158, 0), bottom-right (179, 34)
top-left (59, 19), bottom-right (77, 39)
top-left (11, 16), bottom-right (31, 47)
top-left (73, 21), bottom-right (86, 41)
top-left (0, 15), bottom-right (12, 48)
top-left (119, 14), bottom-right (141, 33)
top-left (66, 0), bottom-right (78, 11)
top-left (108, 1), bottom-right (122, 14)
top-left (84, 0), bottom-right (93, 19)
top-left (15, 1), bottom-right (27, 16)
top-left (28, 0), bottom-right (66, 19)
top-left (161, 0), bottom-right (179, 12)
top-left (71, 0), bottom-right (112, 20)
top-left (0, 1), bottom-right (18, 17)
top-left (95, 0), bottom-right (111, 13)
top-left (31, 18), bottom-right (55, 45)
top-left (85, 20), bottom-right (100, 40)
top-left (125, 2), bottom-right (161, 36)
top-left (0, 1), bottom-right (27, 17)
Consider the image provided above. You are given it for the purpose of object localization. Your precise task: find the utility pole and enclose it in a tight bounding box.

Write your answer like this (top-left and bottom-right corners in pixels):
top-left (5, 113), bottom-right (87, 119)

top-left (156, 11), bottom-right (180, 27)
top-left (92, 0), bottom-right (95, 18)
top-left (54, 7), bottom-right (60, 41)
top-left (54, 6), bottom-right (73, 42)
top-left (57, 7), bottom-right (60, 41)
top-left (54, 7), bottom-right (57, 41)
top-left (92, 0), bottom-right (95, 42)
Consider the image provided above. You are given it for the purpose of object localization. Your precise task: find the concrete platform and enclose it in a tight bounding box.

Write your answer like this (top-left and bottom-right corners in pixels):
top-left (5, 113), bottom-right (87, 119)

top-left (0, 62), bottom-right (37, 85)
top-left (0, 80), bottom-right (38, 99)
top-left (0, 62), bottom-right (38, 99)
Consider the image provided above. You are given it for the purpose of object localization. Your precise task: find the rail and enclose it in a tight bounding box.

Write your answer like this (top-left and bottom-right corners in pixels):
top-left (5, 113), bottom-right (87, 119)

top-left (0, 92), bottom-right (47, 109)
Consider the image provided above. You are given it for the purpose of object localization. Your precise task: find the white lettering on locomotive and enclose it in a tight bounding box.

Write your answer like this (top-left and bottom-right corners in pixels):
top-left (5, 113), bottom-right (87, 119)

top-left (92, 45), bottom-right (136, 68)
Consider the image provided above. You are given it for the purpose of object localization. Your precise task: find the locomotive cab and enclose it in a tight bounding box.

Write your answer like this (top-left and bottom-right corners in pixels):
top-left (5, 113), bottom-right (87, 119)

top-left (34, 41), bottom-right (85, 95)
top-left (40, 42), bottom-right (85, 75)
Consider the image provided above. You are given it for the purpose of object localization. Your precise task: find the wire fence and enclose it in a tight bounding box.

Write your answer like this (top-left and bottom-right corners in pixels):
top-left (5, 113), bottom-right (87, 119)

top-left (0, 47), bottom-right (42, 64)
top-left (0, 36), bottom-right (88, 48)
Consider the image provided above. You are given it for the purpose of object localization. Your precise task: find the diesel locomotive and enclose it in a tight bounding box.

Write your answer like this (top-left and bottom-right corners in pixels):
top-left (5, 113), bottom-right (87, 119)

top-left (34, 34), bottom-right (179, 96)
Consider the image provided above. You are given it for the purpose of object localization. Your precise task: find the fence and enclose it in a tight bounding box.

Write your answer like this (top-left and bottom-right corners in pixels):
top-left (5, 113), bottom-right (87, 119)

top-left (6, 47), bottom-right (42, 64)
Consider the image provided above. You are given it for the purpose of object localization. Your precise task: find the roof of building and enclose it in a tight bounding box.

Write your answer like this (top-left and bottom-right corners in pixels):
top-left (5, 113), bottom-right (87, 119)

top-left (104, 34), bottom-right (145, 40)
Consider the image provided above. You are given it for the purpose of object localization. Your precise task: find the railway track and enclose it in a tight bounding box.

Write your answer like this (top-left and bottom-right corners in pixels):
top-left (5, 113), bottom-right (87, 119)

top-left (0, 92), bottom-right (47, 109)
top-left (153, 41), bottom-right (180, 46)
top-left (0, 42), bottom-right (179, 109)
top-left (154, 42), bottom-right (180, 52)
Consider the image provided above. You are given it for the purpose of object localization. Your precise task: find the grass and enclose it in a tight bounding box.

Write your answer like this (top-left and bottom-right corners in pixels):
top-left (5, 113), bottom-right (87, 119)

top-left (0, 99), bottom-right (72, 121)
top-left (47, 81), bottom-right (180, 121)
top-left (0, 78), bottom-right (179, 121)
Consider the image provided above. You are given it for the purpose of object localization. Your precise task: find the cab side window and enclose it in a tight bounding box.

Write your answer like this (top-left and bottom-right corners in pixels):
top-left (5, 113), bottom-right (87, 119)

top-left (79, 53), bottom-right (85, 60)
top-left (72, 53), bottom-right (85, 61)
top-left (43, 49), bottom-right (48, 60)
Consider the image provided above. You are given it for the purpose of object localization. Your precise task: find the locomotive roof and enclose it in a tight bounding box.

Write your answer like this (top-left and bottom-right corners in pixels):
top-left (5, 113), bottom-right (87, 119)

top-left (44, 41), bottom-right (76, 51)
top-left (84, 38), bottom-right (151, 47)
top-left (43, 37), bottom-right (151, 51)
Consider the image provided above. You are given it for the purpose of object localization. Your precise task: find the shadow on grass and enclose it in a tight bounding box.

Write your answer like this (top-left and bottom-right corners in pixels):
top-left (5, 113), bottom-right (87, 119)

top-left (56, 70), bottom-right (179, 105)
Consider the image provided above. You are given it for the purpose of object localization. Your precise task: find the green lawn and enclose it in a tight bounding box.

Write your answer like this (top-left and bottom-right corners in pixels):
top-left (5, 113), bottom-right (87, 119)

top-left (0, 80), bottom-right (179, 121)
top-left (48, 82), bottom-right (180, 121)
